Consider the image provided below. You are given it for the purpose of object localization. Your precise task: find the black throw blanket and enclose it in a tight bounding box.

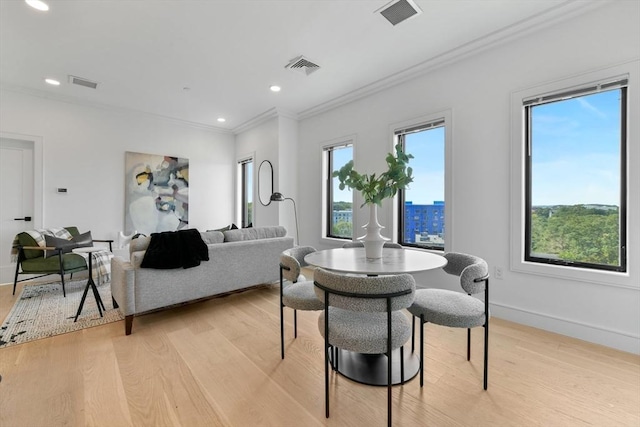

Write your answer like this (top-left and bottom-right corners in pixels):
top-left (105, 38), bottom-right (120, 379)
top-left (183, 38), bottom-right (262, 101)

top-left (141, 229), bottom-right (209, 269)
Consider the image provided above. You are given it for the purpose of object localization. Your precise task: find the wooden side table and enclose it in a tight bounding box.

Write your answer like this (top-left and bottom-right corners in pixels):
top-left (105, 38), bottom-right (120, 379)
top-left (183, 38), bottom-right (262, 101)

top-left (72, 247), bottom-right (106, 322)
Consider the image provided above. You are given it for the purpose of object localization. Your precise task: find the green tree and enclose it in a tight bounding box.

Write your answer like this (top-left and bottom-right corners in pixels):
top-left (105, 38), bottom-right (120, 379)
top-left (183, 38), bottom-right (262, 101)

top-left (332, 201), bottom-right (352, 211)
top-left (332, 221), bottom-right (353, 238)
top-left (530, 204), bottom-right (619, 266)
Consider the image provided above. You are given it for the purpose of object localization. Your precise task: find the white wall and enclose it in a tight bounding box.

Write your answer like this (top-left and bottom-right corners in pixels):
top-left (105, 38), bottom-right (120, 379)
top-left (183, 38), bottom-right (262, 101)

top-left (297, 2), bottom-right (640, 353)
top-left (234, 114), bottom-right (301, 242)
top-left (0, 89), bottom-right (235, 242)
top-left (234, 117), bottom-right (280, 227)
top-left (277, 115), bottom-right (300, 244)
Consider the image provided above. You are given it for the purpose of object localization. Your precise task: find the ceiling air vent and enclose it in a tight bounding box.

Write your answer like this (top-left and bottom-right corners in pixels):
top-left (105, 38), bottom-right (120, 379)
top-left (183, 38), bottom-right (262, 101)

top-left (68, 75), bottom-right (99, 89)
top-left (284, 55), bottom-right (320, 76)
top-left (377, 0), bottom-right (422, 26)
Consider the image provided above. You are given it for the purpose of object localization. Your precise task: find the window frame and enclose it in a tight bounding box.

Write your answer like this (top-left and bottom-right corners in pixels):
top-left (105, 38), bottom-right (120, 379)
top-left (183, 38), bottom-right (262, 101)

top-left (523, 82), bottom-right (627, 273)
top-left (321, 136), bottom-right (355, 242)
top-left (510, 62), bottom-right (638, 288)
top-left (237, 156), bottom-right (253, 228)
top-left (393, 110), bottom-right (452, 251)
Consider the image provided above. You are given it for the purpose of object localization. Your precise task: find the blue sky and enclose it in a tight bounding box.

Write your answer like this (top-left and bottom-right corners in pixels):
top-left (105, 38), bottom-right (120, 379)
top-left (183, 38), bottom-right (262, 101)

top-left (531, 89), bottom-right (621, 206)
top-left (332, 88), bottom-right (621, 208)
top-left (332, 128), bottom-right (445, 205)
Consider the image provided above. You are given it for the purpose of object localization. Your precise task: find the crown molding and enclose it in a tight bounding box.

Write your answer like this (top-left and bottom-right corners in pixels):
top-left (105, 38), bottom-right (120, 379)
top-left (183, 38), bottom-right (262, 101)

top-left (0, 83), bottom-right (233, 134)
top-left (232, 107), bottom-right (299, 135)
top-left (298, 0), bottom-right (609, 120)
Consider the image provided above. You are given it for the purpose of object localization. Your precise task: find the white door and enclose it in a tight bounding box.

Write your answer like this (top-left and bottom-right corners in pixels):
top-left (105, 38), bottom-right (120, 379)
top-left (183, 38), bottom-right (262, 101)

top-left (0, 138), bottom-right (34, 285)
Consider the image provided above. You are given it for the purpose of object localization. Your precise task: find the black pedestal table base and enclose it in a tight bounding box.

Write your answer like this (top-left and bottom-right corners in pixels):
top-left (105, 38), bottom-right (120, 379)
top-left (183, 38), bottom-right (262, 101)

top-left (330, 347), bottom-right (420, 386)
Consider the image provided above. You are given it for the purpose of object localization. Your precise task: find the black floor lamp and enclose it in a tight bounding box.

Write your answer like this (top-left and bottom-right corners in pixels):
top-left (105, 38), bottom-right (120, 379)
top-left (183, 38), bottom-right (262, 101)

top-left (270, 192), bottom-right (299, 245)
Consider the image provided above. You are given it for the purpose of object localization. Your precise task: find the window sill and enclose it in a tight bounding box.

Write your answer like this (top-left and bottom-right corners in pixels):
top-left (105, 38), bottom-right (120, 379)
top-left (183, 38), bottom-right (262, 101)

top-left (321, 236), bottom-right (353, 246)
top-left (510, 259), bottom-right (636, 290)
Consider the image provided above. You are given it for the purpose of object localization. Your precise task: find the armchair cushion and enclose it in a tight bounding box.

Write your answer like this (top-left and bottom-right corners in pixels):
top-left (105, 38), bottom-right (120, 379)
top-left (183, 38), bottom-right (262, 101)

top-left (44, 235), bottom-right (78, 258)
top-left (72, 231), bottom-right (93, 248)
top-left (21, 253), bottom-right (87, 273)
top-left (16, 226), bottom-right (81, 260)
top-left (44, 231), bottom-right (93, 258)
top-left (16, 232), bottom-right (41, 260)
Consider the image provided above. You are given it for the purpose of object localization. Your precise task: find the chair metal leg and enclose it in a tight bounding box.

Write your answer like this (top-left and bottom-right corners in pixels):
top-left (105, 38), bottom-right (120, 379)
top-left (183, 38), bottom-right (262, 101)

top-left (280, 267), bottom-right (285, 359)
top-left (57, 251), bottom-right (66, 297)
top-left (280, 305), bottom-right (285, 359)
top-left (484, 277), bottom-right (490, 390)
top-left (13, 258), bottom-right (20, 296)
top-left (294, 309), bottom-right (298, 338)
top-left (420, 314), bottom-right (424, 387)
top-left (388, 343), bottom-right (392, 427)
top-left (324, 294), bottom-right (330, 418)
top-left (467, 328), bottom-right (471, 361)
top-left (60, 273), bottom-right (66, 297)
top-left (387, 302), bottom-right (392, 427)
top-left (484, 322), bottom-right (489, 390)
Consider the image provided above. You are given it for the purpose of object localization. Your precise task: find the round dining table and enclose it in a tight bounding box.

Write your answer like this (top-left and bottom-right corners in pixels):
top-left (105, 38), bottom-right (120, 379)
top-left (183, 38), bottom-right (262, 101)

top-left (304, 247), bottom-right (447, 386)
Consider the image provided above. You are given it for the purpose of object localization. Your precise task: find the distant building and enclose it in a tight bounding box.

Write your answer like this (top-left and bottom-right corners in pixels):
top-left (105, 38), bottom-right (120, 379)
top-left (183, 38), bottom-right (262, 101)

top-left (333, 210), bottom-right (352, 224)
top-left (404, 201), bottom-right (445, 244)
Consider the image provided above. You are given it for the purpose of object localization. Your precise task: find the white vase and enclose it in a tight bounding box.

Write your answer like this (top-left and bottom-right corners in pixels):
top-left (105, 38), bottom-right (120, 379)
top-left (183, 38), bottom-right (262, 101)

top-left (359, 203), bottom-right (390, 259)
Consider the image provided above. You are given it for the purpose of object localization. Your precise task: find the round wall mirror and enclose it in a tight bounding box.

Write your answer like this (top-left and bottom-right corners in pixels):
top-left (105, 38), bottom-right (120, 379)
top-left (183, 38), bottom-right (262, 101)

top-left (258, 160), bottom-right (273, 206)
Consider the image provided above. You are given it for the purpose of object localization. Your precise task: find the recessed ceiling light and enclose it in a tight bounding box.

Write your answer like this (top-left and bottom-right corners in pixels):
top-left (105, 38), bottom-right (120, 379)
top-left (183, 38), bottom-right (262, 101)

top-left (217, 117), bottom-right (226, 123)
top-left (270, 85), bottom-right (281, 92)
top-left (45, 78), bottom-right (60, 86)
top-left (25, 0), bottom-right (49, 11)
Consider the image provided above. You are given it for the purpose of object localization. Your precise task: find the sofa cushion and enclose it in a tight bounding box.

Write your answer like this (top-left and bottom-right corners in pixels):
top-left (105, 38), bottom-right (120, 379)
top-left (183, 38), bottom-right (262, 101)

top-left (209, 223), bottom-right (238, 233)
top-left (200, 230), bottom-right (224, 244)
top-left (130, 236), bottom-right (151, 253)
top-left (223, 226), bottom-right (286, 242)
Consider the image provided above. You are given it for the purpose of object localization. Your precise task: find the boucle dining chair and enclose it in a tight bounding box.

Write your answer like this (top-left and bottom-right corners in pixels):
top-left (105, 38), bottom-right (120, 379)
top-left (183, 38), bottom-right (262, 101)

top-left (314, 268), bottom-right (416, 427)
top-left (408, 252), bottom-right (490, 389)
top-left (279, 246), bottom-right (324, 359)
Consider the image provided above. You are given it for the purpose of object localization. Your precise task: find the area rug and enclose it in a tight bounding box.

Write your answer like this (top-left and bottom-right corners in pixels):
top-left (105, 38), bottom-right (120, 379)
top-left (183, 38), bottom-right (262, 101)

top-left (0, 279), bottom-right (123, 348)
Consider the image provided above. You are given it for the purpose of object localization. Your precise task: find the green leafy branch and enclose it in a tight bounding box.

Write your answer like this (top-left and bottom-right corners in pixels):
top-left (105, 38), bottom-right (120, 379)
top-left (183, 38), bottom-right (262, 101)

top-left (333, 142), bottom-right (414, 207)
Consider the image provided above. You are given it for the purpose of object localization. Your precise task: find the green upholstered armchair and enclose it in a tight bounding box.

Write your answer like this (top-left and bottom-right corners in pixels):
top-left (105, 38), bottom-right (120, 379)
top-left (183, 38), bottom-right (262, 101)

top-left (12, 226), bottom-right (113, 297)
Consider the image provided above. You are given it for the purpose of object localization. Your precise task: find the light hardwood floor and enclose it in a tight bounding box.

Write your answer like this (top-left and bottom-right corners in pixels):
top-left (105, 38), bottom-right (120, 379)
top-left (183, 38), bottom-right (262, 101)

top-left (1, 280), bottom-right (638, 426)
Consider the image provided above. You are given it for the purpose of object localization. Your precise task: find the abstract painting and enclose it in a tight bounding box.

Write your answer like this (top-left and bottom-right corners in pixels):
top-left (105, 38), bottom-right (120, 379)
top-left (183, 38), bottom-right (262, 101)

top-left (124, 151), bottom-right (189, 236)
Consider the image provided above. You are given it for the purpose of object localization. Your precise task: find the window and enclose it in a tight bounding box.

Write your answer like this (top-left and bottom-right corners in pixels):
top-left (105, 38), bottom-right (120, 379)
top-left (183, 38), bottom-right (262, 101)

top-left (524, 79), bottom-right (627, 272)
top-left (324, 143), bottom-right (353, 239)
top-left (397, 120), bottom-right (446, 250)
top-left (237, 158), bottom-right (253, 228)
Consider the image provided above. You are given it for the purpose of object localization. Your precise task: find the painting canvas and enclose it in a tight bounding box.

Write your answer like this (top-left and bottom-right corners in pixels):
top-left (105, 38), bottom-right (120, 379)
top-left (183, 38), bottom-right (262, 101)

top-left (124, 151), bottom-right (189, 236)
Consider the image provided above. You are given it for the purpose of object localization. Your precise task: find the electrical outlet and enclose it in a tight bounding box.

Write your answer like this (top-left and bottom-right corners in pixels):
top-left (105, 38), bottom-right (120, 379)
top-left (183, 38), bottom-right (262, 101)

top-left (495, 266), bottom-right (504, 280)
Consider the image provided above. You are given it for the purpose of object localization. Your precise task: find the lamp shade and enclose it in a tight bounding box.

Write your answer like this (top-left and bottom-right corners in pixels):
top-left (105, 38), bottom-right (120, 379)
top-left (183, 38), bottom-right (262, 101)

top-left (270, 192), bottom-right (285, 202)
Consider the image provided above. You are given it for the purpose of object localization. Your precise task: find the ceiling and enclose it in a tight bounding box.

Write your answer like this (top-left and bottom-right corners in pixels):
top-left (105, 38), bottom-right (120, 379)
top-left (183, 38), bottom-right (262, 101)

top-left (0, 0), bottom-right (600, 132)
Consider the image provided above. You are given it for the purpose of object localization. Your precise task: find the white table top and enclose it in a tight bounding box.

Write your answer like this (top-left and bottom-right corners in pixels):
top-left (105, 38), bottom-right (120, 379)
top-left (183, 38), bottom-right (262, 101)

top-left (304, 247), bottom-right (447, 275)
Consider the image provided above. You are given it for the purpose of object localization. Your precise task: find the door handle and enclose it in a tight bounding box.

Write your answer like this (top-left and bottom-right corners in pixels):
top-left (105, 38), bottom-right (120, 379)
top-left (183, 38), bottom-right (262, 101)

top-left (14, 216), bottom-right (32, 221)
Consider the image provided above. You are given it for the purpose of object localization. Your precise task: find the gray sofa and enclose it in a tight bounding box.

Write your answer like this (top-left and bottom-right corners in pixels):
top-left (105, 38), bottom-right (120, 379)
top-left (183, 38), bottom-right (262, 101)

top-left (110, 226), bottom-right (293, 334)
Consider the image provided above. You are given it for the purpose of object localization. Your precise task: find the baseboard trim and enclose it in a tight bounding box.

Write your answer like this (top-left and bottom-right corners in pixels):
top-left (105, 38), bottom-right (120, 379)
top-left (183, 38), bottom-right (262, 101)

top-left (490, 301), bottom-right (640, 355)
